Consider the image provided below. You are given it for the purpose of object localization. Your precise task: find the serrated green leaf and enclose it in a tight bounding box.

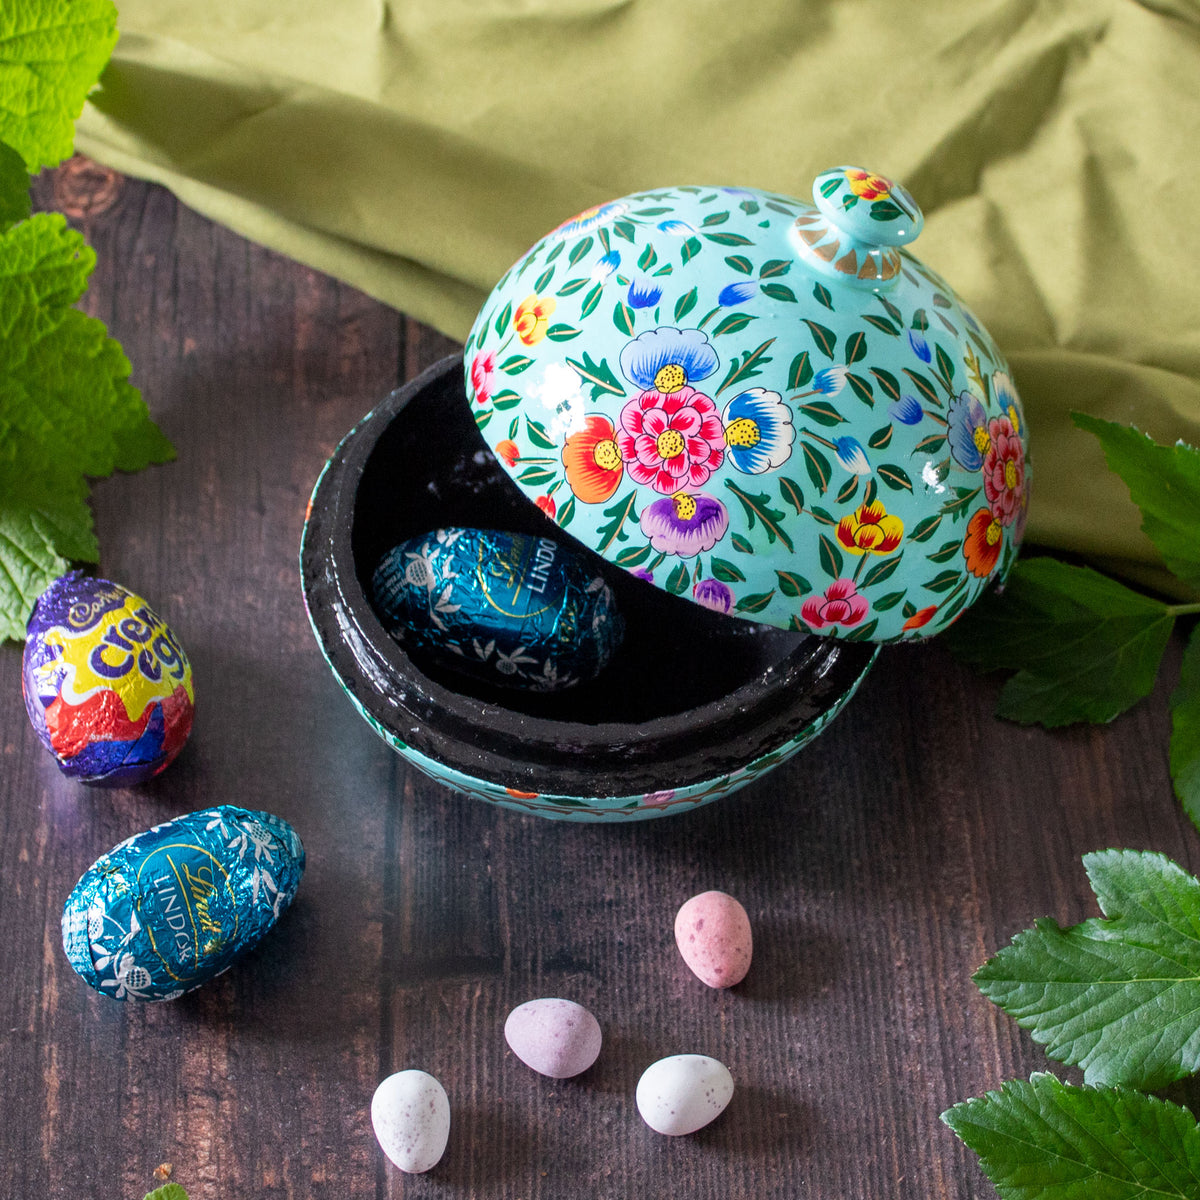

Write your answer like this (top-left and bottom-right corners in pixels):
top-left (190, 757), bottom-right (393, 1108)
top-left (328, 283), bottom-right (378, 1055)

top-left (566, 352), bottom-right (624, 400)
top-left (973, 850), bottom-right (1200, 1089)
top-left (942, 1073), bottom-right (1200, 1200)
top-left (0, 139), bottom-right (30, 229)
top-left (144, 1185), bottom-right (190, 1200)
top-left (1073, 413), bottom-right (1200, 590)
top-left (724, 480), bottom-right (794, 552)
top-left (1171, 625), bottom-right (1200, 831)
top-left (945, 558), bottom-right (1174, 726)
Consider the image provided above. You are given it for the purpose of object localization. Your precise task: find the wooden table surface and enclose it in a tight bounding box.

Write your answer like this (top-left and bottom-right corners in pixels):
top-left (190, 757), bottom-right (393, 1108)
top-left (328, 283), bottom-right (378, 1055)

top-left (3, 160), bottom-right (1197, 1200)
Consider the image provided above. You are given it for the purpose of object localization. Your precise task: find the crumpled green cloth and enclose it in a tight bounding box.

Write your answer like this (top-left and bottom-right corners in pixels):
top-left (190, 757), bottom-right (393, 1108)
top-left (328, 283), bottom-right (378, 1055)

top-left (77, 0), bottom-right (1200, 588)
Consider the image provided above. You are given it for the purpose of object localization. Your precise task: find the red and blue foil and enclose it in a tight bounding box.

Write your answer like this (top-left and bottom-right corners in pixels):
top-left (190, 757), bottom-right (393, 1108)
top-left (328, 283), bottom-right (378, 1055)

top-left (22, 572), bottom-right (195, 785)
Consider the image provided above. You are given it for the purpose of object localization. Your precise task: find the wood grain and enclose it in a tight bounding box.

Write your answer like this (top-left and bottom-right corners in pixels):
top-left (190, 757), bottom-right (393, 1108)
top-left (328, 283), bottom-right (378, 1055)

top-left (1, 160), bottom-right (1196, 1199)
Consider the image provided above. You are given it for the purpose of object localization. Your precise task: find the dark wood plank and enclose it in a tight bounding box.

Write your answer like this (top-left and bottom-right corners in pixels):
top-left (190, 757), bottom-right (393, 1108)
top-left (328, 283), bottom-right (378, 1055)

top-left (0, 162), bottom-right (1195, 1200)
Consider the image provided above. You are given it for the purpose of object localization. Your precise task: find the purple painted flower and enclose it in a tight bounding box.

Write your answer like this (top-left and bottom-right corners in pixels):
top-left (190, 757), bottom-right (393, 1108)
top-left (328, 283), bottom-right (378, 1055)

top-left (812, 366), bottom-right (849, 395)
top-left (639, 491), bottom-right (729, 557)
top-left (888, 394), bottom-right (923, 425)
top-left (834, 436), bottom-right (871, 474)
top-left (628, 278), bottom-right (663, 309)
top-left (947, 391), bottom-right (989, 471)
top-left (632, 567), bottom-right (654, 583)
top-left (693, 578), bottom-right (734, 614)
top-left (908, 330), bottom-right (931, 362)
top-left (718, 281), bottom-right (758, 306)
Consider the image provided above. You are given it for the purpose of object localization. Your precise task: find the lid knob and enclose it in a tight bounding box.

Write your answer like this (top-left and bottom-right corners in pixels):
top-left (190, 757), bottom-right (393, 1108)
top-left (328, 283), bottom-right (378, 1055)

top-left (793, 166), bottom-right (924, 287)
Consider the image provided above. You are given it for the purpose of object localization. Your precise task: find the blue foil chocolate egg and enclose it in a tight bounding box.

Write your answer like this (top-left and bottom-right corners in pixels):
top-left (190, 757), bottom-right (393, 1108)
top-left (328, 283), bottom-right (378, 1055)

top-left (61, 805), bottom-right (304, 1001)
top-left (23, 572), bottom-right (195, 786)
top-left (371, 528), bottom-right (624, 691)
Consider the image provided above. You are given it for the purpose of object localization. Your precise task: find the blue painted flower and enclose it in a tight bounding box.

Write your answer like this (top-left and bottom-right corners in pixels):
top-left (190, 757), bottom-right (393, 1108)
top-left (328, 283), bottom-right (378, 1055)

top-left (718, 281), bottom-right (758, 306)
top-left (722, 389), bottom-right (794, 474)
top-left (888, 394), bottom-right (923, 425)
top-left (549, 200), bottom-right (628, 242)
top-left (947, 391), bottom-right (989, 471)
top-left (812, 366), bottom-right (849, 396)
top-left (833, 436), bottom-right (871, 475)
top-left (620, 327), bottom-right (719, 392)
top-left (908, 330), bottom-right (932, 362)
top-left (628, 278), bottom-right (663, 309)
top-left (590, 250), bottom-right (620, 283)
top-left (657, 219), bottom-right (696, 236)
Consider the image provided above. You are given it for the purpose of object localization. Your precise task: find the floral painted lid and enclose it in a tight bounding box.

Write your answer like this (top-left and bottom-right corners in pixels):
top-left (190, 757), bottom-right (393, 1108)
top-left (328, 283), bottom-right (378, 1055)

top-left (463, 168), bottom-right (1029, 642)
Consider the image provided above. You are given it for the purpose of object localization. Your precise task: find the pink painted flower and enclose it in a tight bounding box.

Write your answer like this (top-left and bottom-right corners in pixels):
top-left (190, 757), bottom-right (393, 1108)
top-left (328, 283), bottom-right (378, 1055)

top-left (470, 350), bottom-right (496, 405)
top-left (693, 578), bottom-right (734, 613)
top-left (617, 386), bottom-right (725, 495)
top-left (800, 579), bottom-right (870, 630)
top-left (982, 415), bottom-right (1025, 526)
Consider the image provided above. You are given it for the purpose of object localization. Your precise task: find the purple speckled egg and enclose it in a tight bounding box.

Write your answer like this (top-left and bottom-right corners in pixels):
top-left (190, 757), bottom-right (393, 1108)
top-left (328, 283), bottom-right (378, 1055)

top-left (504, 997), bottom-right (602, 1078)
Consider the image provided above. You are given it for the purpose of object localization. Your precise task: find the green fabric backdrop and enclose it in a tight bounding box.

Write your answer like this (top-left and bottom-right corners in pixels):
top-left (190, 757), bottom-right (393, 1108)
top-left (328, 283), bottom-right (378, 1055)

top-left (76, 0), bottom-right (1200, 588)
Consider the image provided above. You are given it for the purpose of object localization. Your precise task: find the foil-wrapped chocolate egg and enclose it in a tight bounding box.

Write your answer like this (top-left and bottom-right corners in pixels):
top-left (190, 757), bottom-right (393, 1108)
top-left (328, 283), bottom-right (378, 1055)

top-left (61, 805), bottom-right (305, 1001)
top-left (22, 572), bottom-right (195, 786)
top-left (371, 528), bottom-right (624, 691)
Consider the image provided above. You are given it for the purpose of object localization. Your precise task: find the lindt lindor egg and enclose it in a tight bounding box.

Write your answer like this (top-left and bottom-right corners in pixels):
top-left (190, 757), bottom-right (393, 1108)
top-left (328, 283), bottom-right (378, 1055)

top-left (371, 1070), bottom-right (451, 1174)
top-left (61, 805), bottom-right (304, 1001)
top-left (636, 1054), bottom-right (735, 1135)
top-left (370, 527), bottom-right (624, 691)
top-left (504, 997), bottom-right (603, 1078)
top-left (674, 890), bottom-right (753, 988)
top-left (22, 571), bottom-right (194, 785)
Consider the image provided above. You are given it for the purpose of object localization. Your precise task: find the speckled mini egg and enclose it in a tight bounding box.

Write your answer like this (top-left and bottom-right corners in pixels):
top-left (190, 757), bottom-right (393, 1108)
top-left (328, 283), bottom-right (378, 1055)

top-left (372, 1070), bottom-right (451, 1174)
top-left (22, 572), bottom-right (194, 785)
top-left (61, 805), bottom-right (304, 1001)
top-left (675, 890), bottom-right (753, 988)
top-left (504, 997), bottom-right (603, 1078)
top-left (636, 1054), bottom-right (734, 1135)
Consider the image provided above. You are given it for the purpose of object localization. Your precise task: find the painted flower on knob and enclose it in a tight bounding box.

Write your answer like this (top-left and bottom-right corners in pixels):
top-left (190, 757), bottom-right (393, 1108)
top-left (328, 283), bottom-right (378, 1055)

top-left (562, 414), bottom-right (625, 504)
top-left (947, 392), bottom-right (989, 471)
top-left (693, 577), bottom-right (734, 614)
top-left (639, 492), bottom-right (729, 557)
top-left (618, 388), bottom-right (725, 494)
top-left (620, 327), bottom-right (719, 393)
top-left (470, 349), bottom-right (496, 405)
top-left (963, 508), bottom-right (1003, 577)
top-left (982, 415), bottom-right (1025, 526)
top-left (801, 578), bottom-right (870, 630)
top-left (837, 500), bottom-right (904, 556)
top-left (845, 169), bottom-right (894, 201)
top-left (514, 293), bottom-right (556, 345)
top-left (722, 389), bottom-right (794, 474)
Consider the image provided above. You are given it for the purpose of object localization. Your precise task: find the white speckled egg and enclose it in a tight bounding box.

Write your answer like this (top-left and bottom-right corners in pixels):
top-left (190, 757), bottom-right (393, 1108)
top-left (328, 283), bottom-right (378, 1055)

top-left (371, 1069), bottom-right (450, 1173)
top-left (504, 997), bottom-right (603, 1078)
top-left (674, 890), bottom-right (753, 988)
top-left (635, 1054), bottom-right (734, 1136)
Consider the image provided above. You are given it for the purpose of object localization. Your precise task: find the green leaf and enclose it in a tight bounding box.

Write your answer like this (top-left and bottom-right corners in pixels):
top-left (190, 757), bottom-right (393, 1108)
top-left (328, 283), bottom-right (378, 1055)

top-left (730, 532), bottom-right (753, 554)
top-left (493, 300), bottom-right (512, 338)
top-left (787, 350), bottom-right (813, 390)
top-left (534, 265), bottom-right (555, 293)
top-left (0, 503), bottom-right (72, 641)
top-left (556, 495), bottom-right (575, 529)
top-left (862, 315), bottom-right (898, 336)
top-left (567, 236), bottom-right (594, 266)
top-left (798, 400), bottom-right (844, 427)
top-left (758, 258), bottom-right (791, 278)
top-left (1171, 626), bottom-right (1200, 832)
top-left (596, 490), bottom-right (638, 552)
top-left (804, 319), bottom-right (837, 360)
top-left (0, 139), bottom-right (31, 230)
top-left (673, 286), bottom-right (698, 321)
top-left (566, 352), bottom-right (624, 400)
top-left (711, 312), bottom-right (756, 337)
top-left (904, 368), bottom-right (940, 408)
top-left (908, 514), bottom-right (943, 543)
top-left (845, 373), bottom-right (874, 406)
top-left (860, 554), bottom-right (903, 589)
top-left (524, 417), bottom-right (557, 449)
top-left (775, 570), bottom-right (808, 597)
top-left (579, 282), bottom-right (603, 319)
top-left (818, 534), bottom-right (843, 580)
top-left (612, 301), bottom-right (636, 336)
top-left (716, 338), bottom-right (774, 396)
top-left (869, 200), bottom-right (903, 222)
top-left (701, 210), bottom-right (730, 227)
top-left (491, 389), bottom-right (522, 410)
top-left (0, 0), bottom-right (117, 171)
top-left (613, 218), bottom-right (638, 243)
top-left (974, 850), bottom-right (1200, 1089)
top-left (1073, 413), bottom-right (1200, 590)
top-left (555, 277), bottom-right (589, 296)
top-left (802, 442), bottom-right (831, 494)
top-left (942, 1073), bottom-right (1200, 1200)
top-left (876, 463), bottom-right (913, 491)
top-left (666, 561), bottom-right (689, 595)
top-left (735, 590), bottom-right (775, 614)
top-left (545, 323), bottom-right (582, 342)
top-left (935, 342), bottom-right (956, 384)
top-left (835, 475), bottom-right (858, 505)
top-left (702, 231), bottom-right (753, 246)
top-left (145, 1186), bottom-right (190, 1200)
top-left (724, 254), bottom-right (753, 275)
top-left (518, 464), bottom-right (555, 486)
top-left (681, 236), bottom-right (702, 264)
top-left (759, 282), bottom-right (796, 303)
top-left (870, 367), bottom-right (900, 402)
top-left (637, 242), bottom-right (658, 270)
top-left (711, 557), bottom-right (745, 583)
top-left (812, 281), bottom-right (833, 310)
top-left (868, 424), bottom-right (893, 450)
top-left (945, 558), bottom-right (1175, 726)
top-left (778, 477), bottom-right (804, 514)
top-left (844, 331), bottom-right (867, 366)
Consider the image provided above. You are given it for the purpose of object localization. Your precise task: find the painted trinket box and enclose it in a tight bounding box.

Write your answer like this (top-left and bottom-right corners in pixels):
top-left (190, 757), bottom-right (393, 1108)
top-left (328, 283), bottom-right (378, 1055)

top-left (301, 167), bottom-right (1029, 820)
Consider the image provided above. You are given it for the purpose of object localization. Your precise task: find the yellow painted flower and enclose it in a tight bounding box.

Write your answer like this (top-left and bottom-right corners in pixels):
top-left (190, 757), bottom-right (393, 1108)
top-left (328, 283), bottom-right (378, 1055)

top-left (836, 499), bottom-right (904, 556)
top-left (514, 293), bottom-right (556, 345)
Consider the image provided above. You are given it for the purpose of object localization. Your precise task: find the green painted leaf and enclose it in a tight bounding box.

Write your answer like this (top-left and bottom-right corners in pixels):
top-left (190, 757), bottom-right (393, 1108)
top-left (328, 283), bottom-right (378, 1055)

top-left (566, 352), bottom-right (624, 400)
top-left (534, 266), bottom-right (555, 293)
top-left (568, 236), bottom-right (594, 266)
top-left (942, 1073), bottom-right (1200, 1200)
top-left (759, 282), bottom-right (797, 302)
top-left (844, 331), bottom-right (867, 366)
top-left (819, 177), bottom-right (841, 199)
top-left (724, 480), bottom-right (794, 552)
top-left (681, 236), bottom-right (702, 264)
top-left (845, 618), bottom-right (878, 641)
top-left (724, 254), bottom-right (753, 275)
top-left (580, 282), bottom-right (604, 319)
top-left (862, 314), bottom-right (899, 336)
top-left (716, 338), bottom-right (775, 396)
top-left (788, 350), bottom-right (813, 390)
top-left (836, 476), bottom-right (859, 505)
top-left (914, 433), bottom-right (948, 454)
top-left (518, 464), bottom-right (556, 486)
top-left (778, 477), bottom-right (805, 514)
top-left (870, 367), bottom-right (900, 402)
top-left (860, 554), bottom-right (903, 589)
top-left (798, 400), bottom-right (844, 427)
top-left (731, 532), bottom-right (753, 554)
top-left (863, 478), bottom-right (878, 508)
top-left (910, 307), bottom-right (929, 331)
top-left (923, 569), bottom-right (963, 594)
top-left (775, 570), bottom-right (809, 597)
top-left (613, 218), bottom-right (638, 243)
top-left (932, 291), bottom-right (952, 308)
top-left (809, 505), bottom-right (837, 527)
top-left (1171, 626), bottom-right (1200, 833)
top-left (926, 539), bottom-right (961, 564)
top-left (974, 850), bottom-right (1200, 1089)
top-left (711, 557), bottom-right (745, 583)
top-left (869, 200), bottom-right (903, 221)
top-left (666, 561), bottom-right (689, 595)
top-left (908, 514), bottom-right (942, 543)
top-left (818, 534), bottom-right (844, 580)
top-left (491, 389), bottom-right (522, 410)
top-left (637, 242), bottom-right (658, 270)
top-left (876, 463), bottom-right (913, 491)
top-left (703, 231), bottom-right (753, 246)
top-left (701, 210), bottom-right (730, 227)
top-left (674, 287), bottom-right (698, 321)
top-left (500, 354), bottom-right (534, 375)
top-left (846, 374), bottom-right (873, 406)
top-left (903, 368), bottom-right (940, 407)
top-left (876, 295), bottom-right (903, 323)
top-left (868, 425), bottom-right (893, 450)
top-left (812, 281), bottom-right (834, 310)
top-left (759, 259), bottom-right (792, 278)
top-left (555, 277), bottom-right (589, 296)
top-left (524, 417), bottom-right (557, 449)
top-left (736, 590), bottom-right (775, 614)
top-left (493, 301), bottom-right (512, 338)
top-left (543, 241), bottom-right (565, 264)
top-left (804, 320), bottom-right (837, 360)
top-left (556, 495), bottom-right (575, 529)
top-left (941, 485), bottom-right (981, 520)
top-left (1073, 413), bottom-right (1200, 589)
top-left (612, 301), bottom-right (636, 336)
top-left (545, 324), bottom-right (582, 342)
top-left (935, 343), bottom-right (956, 384)
top-left (711, 312), bottom-right (756, 337)
top-left (615, 543), bottom-right (650, 568)
top-left (473, 407), bottom-right (492, 431)
top-left (802, 443), bottom-right (832, 494)
top-left (874, 590), bottom-right (905, 612)
top-left (945, 558), bottom-right (1175, 726)
top-left (596, 490), bottom-right (638, 552)
top-left (0, 140), bottom-right (30, 229)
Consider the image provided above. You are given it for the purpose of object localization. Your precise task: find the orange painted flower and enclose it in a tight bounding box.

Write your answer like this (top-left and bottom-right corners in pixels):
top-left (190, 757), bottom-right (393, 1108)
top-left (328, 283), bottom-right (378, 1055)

top-left (963, 508), bottom-right (1003, 577)
top-left (836, 500), bottom-right (904, 556)
top-left (495, 439), bottom-right (520, 467)
top-left (514, 293), bottom-right (556, 345)
top-left (535, 494), bottom-right (556, 519)
top-left (902, 605), bottom-right (939, 632)
top-left (562, 414), bottom-right (624, 503)
top-left (845, 169), bottom-right (893, 201)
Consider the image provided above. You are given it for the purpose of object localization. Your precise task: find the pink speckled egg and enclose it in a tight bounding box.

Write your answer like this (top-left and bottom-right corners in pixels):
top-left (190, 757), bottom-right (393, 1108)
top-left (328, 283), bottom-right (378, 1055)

top-left (674, 890), bottom-right (753, 988)
top-left (504, 997), bottom-right (603, 1078)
